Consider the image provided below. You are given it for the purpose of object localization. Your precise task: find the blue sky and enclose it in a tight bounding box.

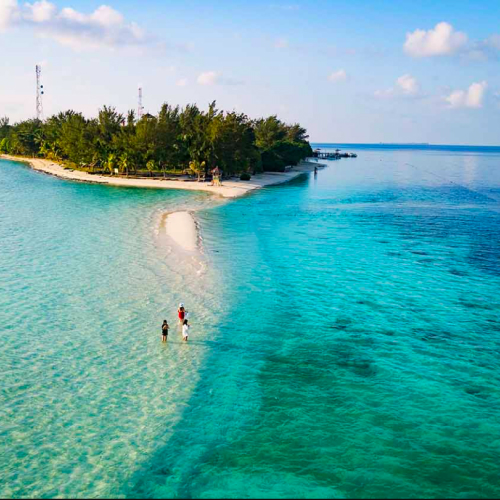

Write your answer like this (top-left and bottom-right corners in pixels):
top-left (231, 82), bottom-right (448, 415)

top-left (1, 0), bottom-right (500, 144)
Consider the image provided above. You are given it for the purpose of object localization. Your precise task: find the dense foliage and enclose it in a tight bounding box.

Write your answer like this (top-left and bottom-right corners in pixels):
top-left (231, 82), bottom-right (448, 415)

top-left (0, 103), bottom-right (312, 177)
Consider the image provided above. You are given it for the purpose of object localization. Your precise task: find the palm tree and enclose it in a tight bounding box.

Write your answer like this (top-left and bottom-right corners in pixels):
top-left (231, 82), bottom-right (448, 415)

top-left (160, 161), bottom-right (168, 179)
top-left (119, 153), bottom-right (129, 176)
top-left (189, 160), bottom-right (206, 181)
top-left (41, 142), bottom-right (61, 161)
top-left (90, 153), bottom-right (100, 173)
top-left (146, 159), bottom-right (155, 177)
top-left (33, 129), bottom-right (45, 157)
top-left (39, 140), bottom-right (50, 158)
top-left (105, 154), bottom-right (116, 175)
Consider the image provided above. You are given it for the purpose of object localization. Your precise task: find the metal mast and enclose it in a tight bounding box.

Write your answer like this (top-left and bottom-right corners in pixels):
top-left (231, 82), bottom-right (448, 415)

top-left (138, 86), bottom-right (144, 119)
top-left (36, 65), bottom-right (44, 121)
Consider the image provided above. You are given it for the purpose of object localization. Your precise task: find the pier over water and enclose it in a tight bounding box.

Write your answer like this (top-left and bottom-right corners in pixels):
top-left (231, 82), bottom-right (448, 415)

top-left (313, 149), bottom-right (357, 159)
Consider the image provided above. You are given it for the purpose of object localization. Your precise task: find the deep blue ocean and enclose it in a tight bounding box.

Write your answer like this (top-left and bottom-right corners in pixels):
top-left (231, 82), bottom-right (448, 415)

top-left (1, 144), bottom-right (500, 498)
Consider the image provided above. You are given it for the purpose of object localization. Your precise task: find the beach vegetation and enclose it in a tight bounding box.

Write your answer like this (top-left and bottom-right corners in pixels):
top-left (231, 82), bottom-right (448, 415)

top-left (0, 103), bottom-right (312, 178)
top-left (189, 160), bottom-right (206, 182)
top-left (254, 116), bottom-right (312, 172)
top-left (0, 137), bottom-right (9, 154)
top-left (105, 154), bottom-right (116, 175)
top-left (0, 117), bottom-right (10, 138)
top-left (146, 159), bottom-right (156, 177)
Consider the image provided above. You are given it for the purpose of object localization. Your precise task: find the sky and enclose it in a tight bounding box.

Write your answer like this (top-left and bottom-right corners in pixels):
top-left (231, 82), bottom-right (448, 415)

top-left (1, 0), bottom-right (500, 145)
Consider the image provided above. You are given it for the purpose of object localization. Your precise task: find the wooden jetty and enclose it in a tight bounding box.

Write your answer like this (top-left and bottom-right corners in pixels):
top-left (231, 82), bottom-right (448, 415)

top-left (312, 148), bottom-right (357, 159)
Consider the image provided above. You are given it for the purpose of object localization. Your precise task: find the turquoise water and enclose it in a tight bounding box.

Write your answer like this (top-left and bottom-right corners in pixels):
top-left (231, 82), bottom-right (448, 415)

top-left (1, 147), bottom-right (500, 498)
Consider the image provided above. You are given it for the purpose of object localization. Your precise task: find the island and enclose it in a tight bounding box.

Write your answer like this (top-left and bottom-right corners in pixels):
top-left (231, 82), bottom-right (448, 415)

top-left (0, 102), bottom-right (314, 186)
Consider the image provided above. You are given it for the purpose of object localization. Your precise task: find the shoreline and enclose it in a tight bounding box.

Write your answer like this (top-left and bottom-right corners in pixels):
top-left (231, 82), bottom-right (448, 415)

top-left (0, 155), bottom-right (326, 199)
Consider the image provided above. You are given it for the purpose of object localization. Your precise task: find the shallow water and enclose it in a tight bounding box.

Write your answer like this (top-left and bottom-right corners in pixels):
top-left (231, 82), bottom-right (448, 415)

top-left (2, 147), bottom-right (500, 498)
top-left (0, 162), bottom-right (223, 498)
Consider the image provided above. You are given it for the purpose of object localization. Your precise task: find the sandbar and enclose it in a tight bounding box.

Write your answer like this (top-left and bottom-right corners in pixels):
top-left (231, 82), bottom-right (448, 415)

top-left (165, 211), bottom-right (198, 252)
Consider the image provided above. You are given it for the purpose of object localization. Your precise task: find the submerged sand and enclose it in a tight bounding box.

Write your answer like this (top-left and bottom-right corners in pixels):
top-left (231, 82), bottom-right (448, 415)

top-left (1, 155), bottom-right (325, 199)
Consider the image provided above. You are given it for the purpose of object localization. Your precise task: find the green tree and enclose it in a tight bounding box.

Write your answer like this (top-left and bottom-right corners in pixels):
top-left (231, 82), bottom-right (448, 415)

top-left (179, 104), bottom-right (209, 175)
top-left (253, 116), bottom-right (287, 150)
top-left (0, 137), bottom-right (10, 153)
top-left (285, 123), bottom-right (309, 143)
top-left (0, 117), bottom-right (10, 140)
top-left (189, 160), bottom-right (206, 181)
top-left (4, 102), bottom-right (312, 178)
top-left (119, 153), bottom-right (130, 176)
top-left (10, 119), bottom-right (42, 156)
top-left (105, 154), bottom-right (116, 175)
top-left (134, 114), bottom-right (158, 171)
top-left (57, 113), bottom-right (94, 165)
top-left (146, 159), bottom-right (155, 177)
top-left (156, 103), bottom-right (183, 171)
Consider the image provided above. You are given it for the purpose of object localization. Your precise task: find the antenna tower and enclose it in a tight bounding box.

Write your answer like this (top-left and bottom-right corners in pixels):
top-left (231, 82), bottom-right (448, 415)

top-left (36, 65), bottom-right (44, 121)
top-left (138, 87), bottom-right (144, 119)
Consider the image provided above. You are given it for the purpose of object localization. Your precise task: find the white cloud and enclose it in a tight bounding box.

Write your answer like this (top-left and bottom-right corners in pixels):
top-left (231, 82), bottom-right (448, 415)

top-left (58, 7), bottom-right (84, 23)
top-left (446, 81), bottom-right (488, 108)
top-left (24, 0), bottom-right (56, 23)
top-left (446, 90), bottom-right (466, 108)
top-left (196, 71), bottom-right (243, 86)
top-left (466, 81), bottom-right (488, 107)
top-left (404, 22), bottom-right (468, 57)
top-left (0, 0), bottom-right (19, 31)
top-left (404, 23), bottom-right (500, 60)
top-left (90, 5), bottom-right (124, 26)
top-left (0, 0), bottom-right (151, 50)
top-left (176, 78), bottom-right (188, 87)
top-left (396, 74), bottom-right (419, 95)
top-left (328, 69), bottom-right (347, 83)
top-left (197, 71), bottom-right (219, 86)
top-left (274, 37), bottom-right (289, 49)
top-left (375, 74), bottom-right (421, 99)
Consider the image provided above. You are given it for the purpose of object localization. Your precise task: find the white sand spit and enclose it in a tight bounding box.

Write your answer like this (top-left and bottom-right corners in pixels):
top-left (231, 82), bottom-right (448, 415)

top-left (165, 211), bottom-right (198, 252)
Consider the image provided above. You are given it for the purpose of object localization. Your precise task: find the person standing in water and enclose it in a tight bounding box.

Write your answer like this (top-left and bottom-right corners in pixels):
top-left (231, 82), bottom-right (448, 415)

top-left (178, 303), bottom-right (187, 325)
top-left (182, 319), bottom-right (190, 341)
top-left (161, 320), bottom-right (169, 342)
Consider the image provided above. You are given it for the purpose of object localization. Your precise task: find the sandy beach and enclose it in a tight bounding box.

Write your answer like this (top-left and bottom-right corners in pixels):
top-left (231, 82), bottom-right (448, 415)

top-left (1, 155), bottom-right (325, 199)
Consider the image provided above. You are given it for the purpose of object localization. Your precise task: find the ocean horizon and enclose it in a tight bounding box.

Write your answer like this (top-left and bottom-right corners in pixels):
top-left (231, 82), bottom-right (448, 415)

top-left (312, 143), bottom-right (500, 152)
top-left (1, 143), bottom-right (500, 498)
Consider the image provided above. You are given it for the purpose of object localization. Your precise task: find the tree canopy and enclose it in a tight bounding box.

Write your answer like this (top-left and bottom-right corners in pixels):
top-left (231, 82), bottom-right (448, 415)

top-left (0, 103), bottom-right (313, 177)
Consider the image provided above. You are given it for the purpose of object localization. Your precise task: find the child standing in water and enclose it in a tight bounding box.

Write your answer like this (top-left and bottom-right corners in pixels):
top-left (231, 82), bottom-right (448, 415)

top-left (182, 319), bottom-right (190, 341)
top-left (161, 320), bottom-right (169, 342)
